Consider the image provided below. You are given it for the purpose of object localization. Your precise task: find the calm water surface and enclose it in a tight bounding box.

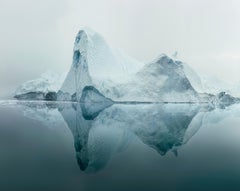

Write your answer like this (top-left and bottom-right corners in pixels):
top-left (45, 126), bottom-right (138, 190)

top-left (0, 101), bottom-right (240, 191)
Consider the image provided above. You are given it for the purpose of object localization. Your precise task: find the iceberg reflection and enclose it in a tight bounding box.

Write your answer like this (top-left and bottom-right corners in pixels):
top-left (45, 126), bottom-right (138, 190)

top-left (13, 101), bottom-right (222, 172)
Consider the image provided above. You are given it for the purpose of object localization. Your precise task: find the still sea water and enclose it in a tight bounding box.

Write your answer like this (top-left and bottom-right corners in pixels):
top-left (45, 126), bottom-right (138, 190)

top-left (0, 100), bottom-right (240, 191)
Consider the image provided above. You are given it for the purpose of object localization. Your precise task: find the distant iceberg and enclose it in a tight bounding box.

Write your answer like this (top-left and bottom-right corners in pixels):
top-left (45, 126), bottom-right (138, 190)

top-left (14, 71), bottom-right (65, 100)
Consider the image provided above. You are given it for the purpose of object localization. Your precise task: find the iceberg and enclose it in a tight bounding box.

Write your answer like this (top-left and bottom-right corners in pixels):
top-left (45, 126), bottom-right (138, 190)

top-left (58, 29), bottom-right (216, 102)
top-left (13, 28), bottom-right (240, 103)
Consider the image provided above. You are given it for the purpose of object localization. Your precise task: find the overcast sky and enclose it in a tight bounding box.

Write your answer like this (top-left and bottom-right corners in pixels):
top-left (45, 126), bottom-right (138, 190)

top-left (1, 0), bottom-right (240, 98)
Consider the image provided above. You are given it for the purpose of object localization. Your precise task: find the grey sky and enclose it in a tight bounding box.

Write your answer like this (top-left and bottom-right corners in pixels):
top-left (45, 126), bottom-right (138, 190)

top-left (1, 0), bottom-right (240, 98)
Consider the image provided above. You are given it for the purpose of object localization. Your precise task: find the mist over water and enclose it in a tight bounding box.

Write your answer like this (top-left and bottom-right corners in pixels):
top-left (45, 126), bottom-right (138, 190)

top-left (1, 101), bottom-right (240, 191)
